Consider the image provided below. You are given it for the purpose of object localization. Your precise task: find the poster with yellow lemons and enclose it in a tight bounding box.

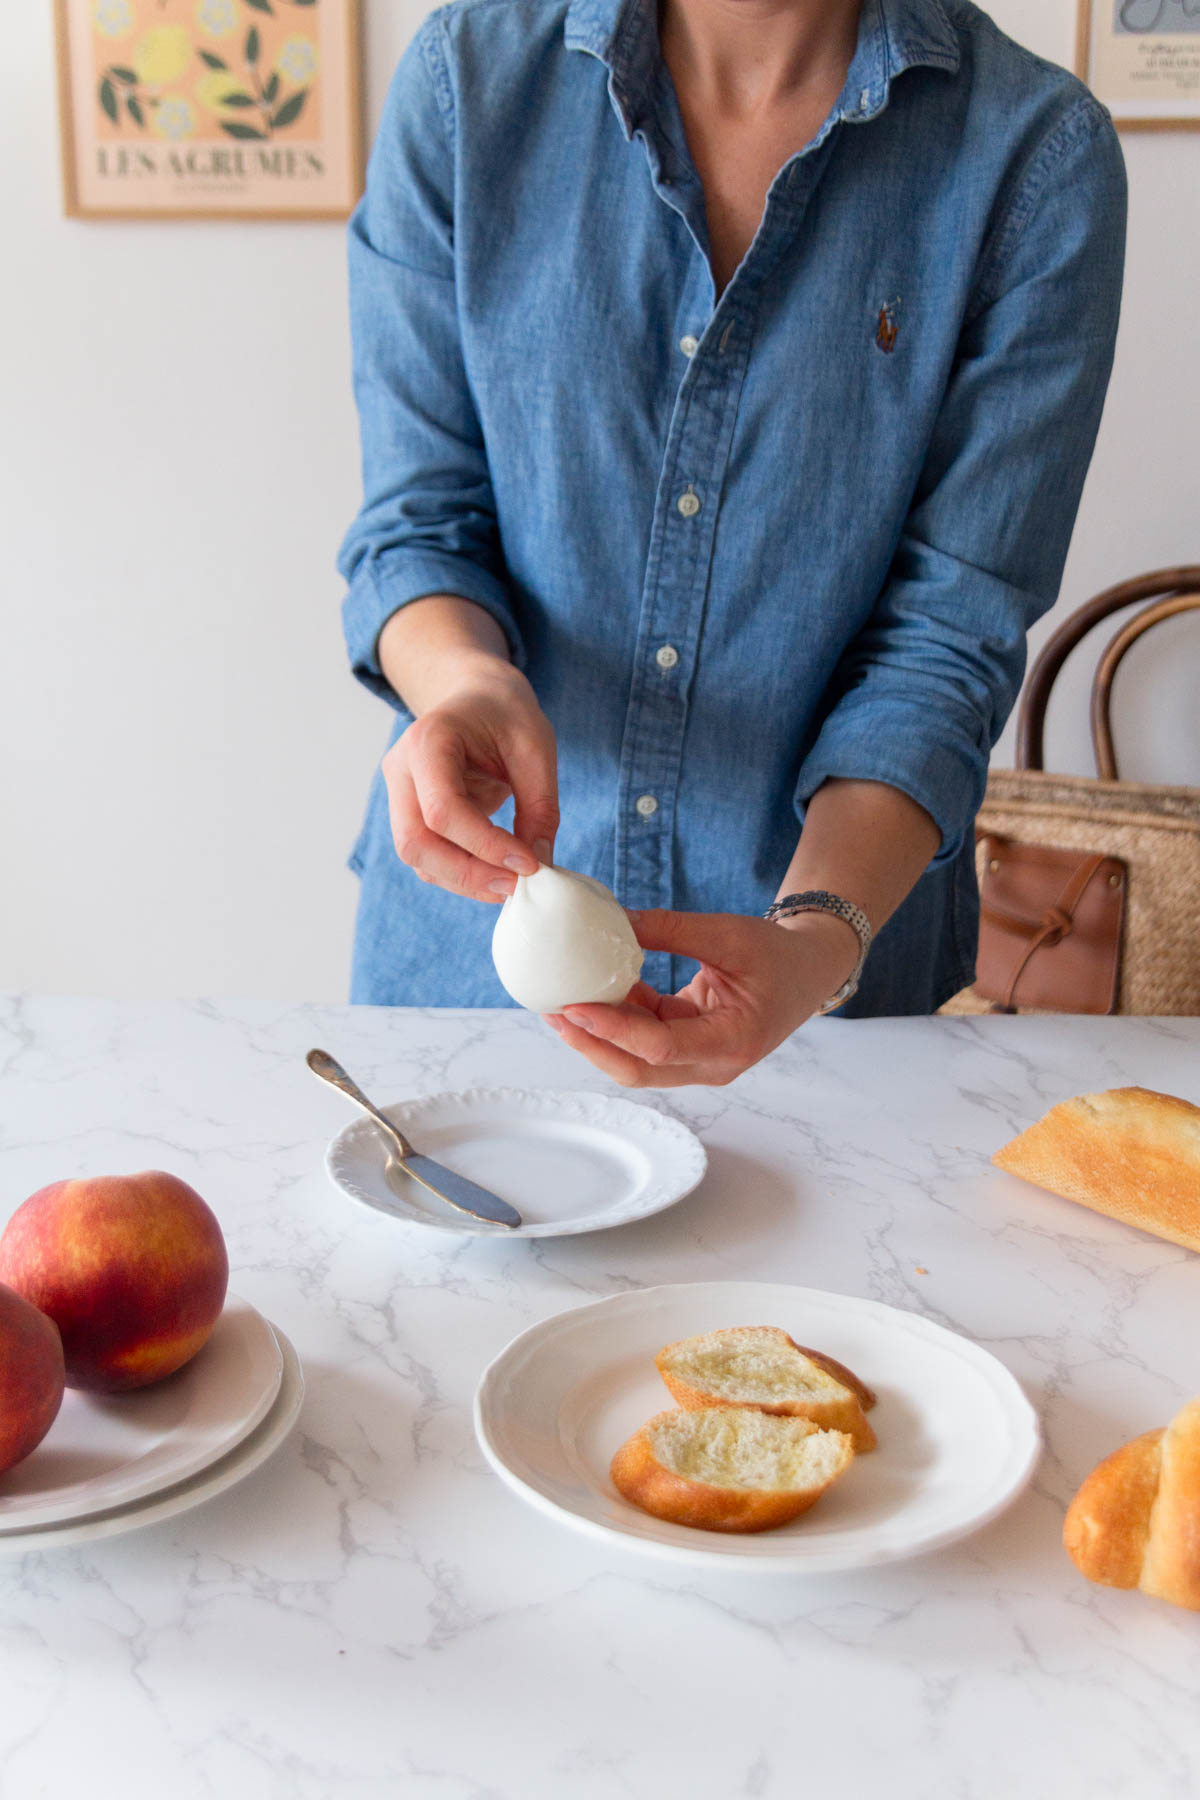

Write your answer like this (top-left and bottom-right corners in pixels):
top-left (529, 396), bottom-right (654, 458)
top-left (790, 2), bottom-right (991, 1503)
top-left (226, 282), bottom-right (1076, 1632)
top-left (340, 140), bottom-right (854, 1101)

top-left (55, 0), bottom-right (362, 217)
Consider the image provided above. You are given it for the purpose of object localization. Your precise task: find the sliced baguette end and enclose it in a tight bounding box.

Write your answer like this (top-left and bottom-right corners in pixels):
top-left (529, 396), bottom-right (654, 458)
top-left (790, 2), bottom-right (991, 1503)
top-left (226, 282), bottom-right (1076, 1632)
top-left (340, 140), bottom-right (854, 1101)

top-left (655, 1325), bottom-right (877, 1452)
top-left (611, 1407), bottom-right (855, 1534)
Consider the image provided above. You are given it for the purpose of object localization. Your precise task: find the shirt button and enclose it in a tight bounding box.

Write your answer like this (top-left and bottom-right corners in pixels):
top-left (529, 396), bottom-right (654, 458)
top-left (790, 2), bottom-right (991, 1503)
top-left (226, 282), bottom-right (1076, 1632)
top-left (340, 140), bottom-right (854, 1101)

top-left (655, 644), bottom-right (679, 670)
top-left (635, 794), bottom-right (659, 818)
top-left (679, 335), bottom-right (699, 358)
top-left (677, 489), bottom-right (701, 518)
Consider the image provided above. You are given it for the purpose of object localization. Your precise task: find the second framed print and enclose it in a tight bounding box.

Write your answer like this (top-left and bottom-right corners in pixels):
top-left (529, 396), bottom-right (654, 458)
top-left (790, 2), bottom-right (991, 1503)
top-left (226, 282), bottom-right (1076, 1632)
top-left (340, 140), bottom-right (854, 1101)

top-left (1078, 0), bottom-right (1200, 130)
top-left (54, 0), bottom-right (363, 219)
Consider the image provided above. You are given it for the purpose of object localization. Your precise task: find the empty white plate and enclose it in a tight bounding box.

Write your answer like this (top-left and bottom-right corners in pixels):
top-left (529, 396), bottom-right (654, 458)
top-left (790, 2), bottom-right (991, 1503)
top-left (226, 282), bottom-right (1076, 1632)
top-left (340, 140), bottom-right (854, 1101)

top-left (475, 1282), bottom-right (1042, 1572)
top-left (0, 1326), bottom-right (304, 1553)
top-left (0, 1295), bottom-right (283, 1531)
top-left (326, 1087), bottom-right (707, 1237)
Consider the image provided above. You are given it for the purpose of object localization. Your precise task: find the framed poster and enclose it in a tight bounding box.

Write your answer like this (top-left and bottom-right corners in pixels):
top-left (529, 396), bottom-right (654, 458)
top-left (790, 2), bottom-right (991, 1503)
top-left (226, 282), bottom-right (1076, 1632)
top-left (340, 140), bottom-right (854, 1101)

top-left (54, 0), bottom-right (363, 219)
top-left (1077, 0), bottom-right (1200, 130)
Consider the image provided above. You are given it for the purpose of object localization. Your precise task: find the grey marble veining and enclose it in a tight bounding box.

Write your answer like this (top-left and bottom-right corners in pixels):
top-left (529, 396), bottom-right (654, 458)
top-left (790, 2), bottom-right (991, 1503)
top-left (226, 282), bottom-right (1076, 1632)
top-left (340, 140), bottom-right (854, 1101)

top-left (1, 995), bottom-right (1199, 1799)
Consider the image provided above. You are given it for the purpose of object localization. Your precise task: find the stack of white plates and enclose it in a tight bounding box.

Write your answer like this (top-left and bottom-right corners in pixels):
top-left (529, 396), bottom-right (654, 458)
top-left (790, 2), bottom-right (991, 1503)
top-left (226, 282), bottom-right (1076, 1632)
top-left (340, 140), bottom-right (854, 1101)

top-left (0, 1296), bottom-right (303, 1552)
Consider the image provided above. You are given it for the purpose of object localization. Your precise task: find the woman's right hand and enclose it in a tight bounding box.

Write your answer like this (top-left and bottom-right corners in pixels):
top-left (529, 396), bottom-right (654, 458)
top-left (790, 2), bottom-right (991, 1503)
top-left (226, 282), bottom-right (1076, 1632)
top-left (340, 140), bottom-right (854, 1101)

top-left (381, 654), bottom-right (559, 904)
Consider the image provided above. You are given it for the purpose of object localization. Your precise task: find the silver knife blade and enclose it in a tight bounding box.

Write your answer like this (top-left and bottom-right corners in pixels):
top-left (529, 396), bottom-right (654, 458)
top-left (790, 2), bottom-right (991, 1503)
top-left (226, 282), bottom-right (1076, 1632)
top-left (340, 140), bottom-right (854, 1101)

top-left (387, 1153), bottom-right (523, 1229)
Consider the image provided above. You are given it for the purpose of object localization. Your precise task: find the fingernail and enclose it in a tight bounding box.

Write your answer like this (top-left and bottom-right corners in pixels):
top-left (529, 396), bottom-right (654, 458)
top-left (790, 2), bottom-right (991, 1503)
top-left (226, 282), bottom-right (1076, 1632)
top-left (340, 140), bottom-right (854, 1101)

top-left (504, 854), bottom-right (538, 875)
top-left (543, 1014), bottom-right (564, 1033)
top-left (561, 1008), bottom-right (590, 1031)
top-left (533, 839), bottom-right (553, 865)
top-left (488, 879), bottom-right (516, 897)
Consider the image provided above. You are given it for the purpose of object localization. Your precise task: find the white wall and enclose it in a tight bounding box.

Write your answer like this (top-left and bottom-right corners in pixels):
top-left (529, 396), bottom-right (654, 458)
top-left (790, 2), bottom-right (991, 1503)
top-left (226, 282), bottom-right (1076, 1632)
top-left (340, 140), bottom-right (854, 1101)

top-left (1, 1), bottom-right (1197, 1001)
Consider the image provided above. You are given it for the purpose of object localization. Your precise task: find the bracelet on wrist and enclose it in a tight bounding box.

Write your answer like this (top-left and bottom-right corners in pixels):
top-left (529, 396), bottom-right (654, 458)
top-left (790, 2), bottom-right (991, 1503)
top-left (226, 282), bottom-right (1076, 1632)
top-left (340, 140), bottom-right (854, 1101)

top-left (762, 890), bottom-right (873, 1015)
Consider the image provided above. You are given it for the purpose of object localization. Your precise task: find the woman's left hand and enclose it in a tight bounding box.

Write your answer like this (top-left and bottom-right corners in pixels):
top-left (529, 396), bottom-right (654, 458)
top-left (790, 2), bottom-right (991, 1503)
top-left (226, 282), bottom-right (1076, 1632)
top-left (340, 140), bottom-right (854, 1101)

top-left (544, 907), bottom-right (860, 1088)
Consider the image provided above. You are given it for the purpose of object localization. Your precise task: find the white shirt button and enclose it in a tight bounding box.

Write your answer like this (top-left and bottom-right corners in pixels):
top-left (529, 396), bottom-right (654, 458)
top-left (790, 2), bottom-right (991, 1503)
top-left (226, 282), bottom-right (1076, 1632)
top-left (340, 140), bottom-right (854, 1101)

top-left (655, 644), bottom-right (679, 670)
top-left (679, 335), bottom-right (699, 358)
top-left (635, 794), bottom-right (658, 818)
top-left (677, 489), bottom-right (701, 518)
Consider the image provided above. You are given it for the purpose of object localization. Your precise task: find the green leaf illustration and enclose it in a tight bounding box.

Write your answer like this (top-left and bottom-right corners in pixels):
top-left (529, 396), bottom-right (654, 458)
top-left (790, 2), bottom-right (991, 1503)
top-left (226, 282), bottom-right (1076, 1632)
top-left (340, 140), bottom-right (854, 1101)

top-left (127, 95), bottom-right (144, 127)
top-left (110, 66), bottom-right (137, 84)
top-left (198, 51), bottom-right (229, 70)
top-left (264, 72), bottom-right (280, 104)
top-left (271, 89), bottom-right (307, 129)
top-left (221, 92), bottom-right (257, 107)
top-left (243, 0), bottom-right (274, 11)
top-left (246, 26), bottom-right (261, 63)
top-left (99, 78), bottom-right (118, 124)
top-left (292, 0), bottom-right (318, 6)
top-left (221, 121), bottom-right (269, 139)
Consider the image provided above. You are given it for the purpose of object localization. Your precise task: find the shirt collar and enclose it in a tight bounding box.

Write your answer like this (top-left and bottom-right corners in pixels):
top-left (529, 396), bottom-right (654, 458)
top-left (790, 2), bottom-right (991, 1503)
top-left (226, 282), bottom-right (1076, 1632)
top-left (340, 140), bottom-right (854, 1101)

top-left (564, 0), bottom-right (961, 136)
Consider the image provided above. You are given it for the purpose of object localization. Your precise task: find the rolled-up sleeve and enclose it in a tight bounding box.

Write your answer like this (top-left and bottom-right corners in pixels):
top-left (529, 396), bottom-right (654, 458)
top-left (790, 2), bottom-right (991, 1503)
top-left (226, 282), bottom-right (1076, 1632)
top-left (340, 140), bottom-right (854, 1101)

top-left (337, 13), bottom-right (522, 709)
top-left (794, 96), bottom-right (1127, 862)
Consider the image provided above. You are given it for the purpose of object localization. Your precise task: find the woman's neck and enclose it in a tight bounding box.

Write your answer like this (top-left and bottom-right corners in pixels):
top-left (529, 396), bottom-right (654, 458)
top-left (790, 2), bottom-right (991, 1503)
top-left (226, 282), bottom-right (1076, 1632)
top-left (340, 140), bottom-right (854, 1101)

top-left (658, 0), bottom-right (864, 117)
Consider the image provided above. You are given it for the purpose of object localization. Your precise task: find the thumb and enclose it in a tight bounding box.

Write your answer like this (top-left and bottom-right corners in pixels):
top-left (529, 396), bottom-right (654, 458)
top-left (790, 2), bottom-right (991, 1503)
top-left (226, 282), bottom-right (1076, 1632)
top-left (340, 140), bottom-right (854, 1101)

top-left (509, 737), bottom-right (560, 861)
top-left (626, 908), bottom-right (748, 966)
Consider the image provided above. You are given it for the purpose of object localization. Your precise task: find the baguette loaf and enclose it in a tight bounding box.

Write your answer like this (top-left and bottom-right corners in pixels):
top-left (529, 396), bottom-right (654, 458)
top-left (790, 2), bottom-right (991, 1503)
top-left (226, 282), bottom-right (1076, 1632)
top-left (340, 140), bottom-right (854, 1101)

top-left (655, 1326), bottom-right (876, 1451)
top-left (1064, 1397), bottom-right (1200, 1610)
top-left (993, 1086), bottom-right (1200, 1253)
top-left (611, 1406), bottom-right (854, 1533)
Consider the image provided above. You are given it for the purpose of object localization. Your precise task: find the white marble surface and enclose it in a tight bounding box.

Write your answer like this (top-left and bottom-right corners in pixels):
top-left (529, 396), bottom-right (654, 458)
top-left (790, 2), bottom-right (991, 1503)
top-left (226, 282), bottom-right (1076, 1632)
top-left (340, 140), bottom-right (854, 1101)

top-left (1, 996), bottom-right (1199, 1800)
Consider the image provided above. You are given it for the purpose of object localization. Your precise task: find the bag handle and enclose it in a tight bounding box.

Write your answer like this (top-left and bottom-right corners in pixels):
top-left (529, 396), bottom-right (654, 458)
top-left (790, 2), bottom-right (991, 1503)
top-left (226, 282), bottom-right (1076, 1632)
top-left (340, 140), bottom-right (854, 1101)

top-left (1016, 566), bottom-right (1200, 771)
top-left (1090, 592), bottom-right (1200, 781)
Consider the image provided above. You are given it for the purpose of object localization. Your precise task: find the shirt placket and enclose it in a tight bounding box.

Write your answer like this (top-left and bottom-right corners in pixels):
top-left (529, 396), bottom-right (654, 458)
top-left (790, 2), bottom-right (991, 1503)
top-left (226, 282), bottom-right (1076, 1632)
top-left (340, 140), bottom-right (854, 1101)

top-left (615, 136), bottom-right (839, 994)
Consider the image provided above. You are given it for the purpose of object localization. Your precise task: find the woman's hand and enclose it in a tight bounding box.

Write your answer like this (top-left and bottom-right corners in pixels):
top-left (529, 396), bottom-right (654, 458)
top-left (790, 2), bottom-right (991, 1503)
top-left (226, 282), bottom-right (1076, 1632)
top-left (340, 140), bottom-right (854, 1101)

top-left (381, 656), bottom-right (559, 903)
top-left (544, 907), bottom-right (860, 1088)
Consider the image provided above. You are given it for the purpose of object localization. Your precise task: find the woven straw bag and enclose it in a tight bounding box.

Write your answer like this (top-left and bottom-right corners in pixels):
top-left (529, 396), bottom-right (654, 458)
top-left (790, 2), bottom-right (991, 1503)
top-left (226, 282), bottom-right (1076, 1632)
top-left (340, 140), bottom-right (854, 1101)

top-left (944, 567), bottom-right (1200, 1016)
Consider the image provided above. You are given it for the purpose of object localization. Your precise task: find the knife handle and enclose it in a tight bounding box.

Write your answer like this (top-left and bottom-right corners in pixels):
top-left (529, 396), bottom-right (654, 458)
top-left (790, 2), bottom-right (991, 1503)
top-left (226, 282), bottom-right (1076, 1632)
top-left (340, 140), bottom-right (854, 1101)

top-left (306, 1049), bottom-right (417, 1159)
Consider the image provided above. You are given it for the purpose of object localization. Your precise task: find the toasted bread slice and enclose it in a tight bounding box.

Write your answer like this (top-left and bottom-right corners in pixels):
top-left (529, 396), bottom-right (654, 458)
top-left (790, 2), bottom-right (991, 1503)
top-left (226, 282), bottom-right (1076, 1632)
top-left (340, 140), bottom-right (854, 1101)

top-left (611, 1407), bottom-right (854, 1533)
top-left (655, 1326), bottom-right (877, 1451)
top-left (994, 1087), bottom-right (1200, 1253)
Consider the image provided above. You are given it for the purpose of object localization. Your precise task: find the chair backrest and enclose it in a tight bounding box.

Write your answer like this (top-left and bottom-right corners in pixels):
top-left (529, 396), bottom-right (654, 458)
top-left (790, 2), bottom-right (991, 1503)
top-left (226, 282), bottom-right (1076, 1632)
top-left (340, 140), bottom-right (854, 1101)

top-left (1016, 566), bottom-right (1200, 773)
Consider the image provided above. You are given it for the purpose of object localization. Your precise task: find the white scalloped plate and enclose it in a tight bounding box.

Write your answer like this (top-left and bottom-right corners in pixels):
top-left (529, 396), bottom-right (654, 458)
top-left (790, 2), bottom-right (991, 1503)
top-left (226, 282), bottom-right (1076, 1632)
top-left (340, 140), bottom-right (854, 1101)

top-left (325, 1088), bottom-right (707, 1237)
top-left (475, 1283), bottom-right (1042, 1572)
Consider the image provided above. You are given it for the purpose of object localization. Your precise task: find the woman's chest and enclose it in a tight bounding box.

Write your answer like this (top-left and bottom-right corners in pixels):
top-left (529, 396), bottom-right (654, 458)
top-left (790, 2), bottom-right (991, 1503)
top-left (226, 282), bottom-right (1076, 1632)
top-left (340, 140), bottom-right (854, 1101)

top-left (674, 95), bottom-right (844, 297)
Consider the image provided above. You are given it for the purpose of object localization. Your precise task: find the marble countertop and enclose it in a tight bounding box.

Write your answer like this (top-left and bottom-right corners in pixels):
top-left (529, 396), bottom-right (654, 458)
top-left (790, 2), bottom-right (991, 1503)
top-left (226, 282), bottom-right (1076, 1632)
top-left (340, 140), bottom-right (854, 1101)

top-left (1, 994), bottom-right (1199, 1800)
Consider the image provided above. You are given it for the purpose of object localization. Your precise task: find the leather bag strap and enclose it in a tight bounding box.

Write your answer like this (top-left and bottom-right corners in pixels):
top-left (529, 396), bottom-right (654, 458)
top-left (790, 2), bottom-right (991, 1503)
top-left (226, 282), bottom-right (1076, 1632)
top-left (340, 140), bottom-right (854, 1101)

top-left (1015, 567), bottom-right (1200, 771)
top-left (1089, 592), bottom-right (1200, 781)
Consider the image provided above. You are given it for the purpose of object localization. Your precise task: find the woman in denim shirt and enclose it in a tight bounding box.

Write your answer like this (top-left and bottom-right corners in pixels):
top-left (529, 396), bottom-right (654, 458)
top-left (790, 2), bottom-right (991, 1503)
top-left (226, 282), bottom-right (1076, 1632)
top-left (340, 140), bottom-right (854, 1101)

top-left (338, 0), bottom-right (1126, 1087)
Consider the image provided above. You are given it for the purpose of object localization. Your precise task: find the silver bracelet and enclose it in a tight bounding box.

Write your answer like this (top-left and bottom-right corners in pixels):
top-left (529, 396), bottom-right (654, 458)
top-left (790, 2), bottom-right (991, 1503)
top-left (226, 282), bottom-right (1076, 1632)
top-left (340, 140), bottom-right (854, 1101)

top-left (762, 890), bottom-right (873, 1015)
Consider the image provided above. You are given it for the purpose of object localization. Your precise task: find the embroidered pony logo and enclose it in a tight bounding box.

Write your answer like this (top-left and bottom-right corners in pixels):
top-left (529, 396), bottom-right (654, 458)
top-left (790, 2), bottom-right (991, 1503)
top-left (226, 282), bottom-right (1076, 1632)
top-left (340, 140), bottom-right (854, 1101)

top-left (875, 298), bottom-right (901, 354)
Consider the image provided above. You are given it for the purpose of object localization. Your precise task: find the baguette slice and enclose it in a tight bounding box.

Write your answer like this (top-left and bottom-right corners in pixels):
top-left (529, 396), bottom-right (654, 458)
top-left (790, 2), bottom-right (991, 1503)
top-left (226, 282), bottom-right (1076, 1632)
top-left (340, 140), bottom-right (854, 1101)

top-left (993, 1087), bottom-right (1200, 1253)
top-left (611, 1407), bottom-right (854, 1533)
top-left (655, 1326), bottom-right (877, 1451)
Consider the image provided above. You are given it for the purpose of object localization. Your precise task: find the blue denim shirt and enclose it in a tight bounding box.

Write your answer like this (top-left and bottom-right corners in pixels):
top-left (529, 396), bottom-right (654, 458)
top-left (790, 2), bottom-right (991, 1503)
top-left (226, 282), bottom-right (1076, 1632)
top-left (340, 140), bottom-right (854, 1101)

top-left (338, 0), bottom-right (1126, 1012)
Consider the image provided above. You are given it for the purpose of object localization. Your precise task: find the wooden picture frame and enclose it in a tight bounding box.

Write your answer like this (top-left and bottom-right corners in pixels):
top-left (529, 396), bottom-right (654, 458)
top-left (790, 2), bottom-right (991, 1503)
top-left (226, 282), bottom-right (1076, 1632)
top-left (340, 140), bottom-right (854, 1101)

top-left (54, 0), bottom-right (363, 220)
top-left (1077, 0), bottom-right (1200, 131)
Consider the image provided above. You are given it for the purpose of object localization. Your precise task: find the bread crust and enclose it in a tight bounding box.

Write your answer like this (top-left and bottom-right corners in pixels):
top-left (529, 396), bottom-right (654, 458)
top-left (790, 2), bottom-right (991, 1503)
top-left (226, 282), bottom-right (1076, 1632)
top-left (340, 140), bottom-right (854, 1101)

top-left (994, 1086), bottom-right (1200, 1252)
top-left (793, 1345), bottom-right (877, 1413)
top-left (1140, 1397), bottom-right (1200, 1610)
top-left (655, 1326), bottom-right (877, 1452)
top-left (1063, 1429), bottom-right (1163, 1589)
top-left (610, 1409), bottom-right (853, 1534)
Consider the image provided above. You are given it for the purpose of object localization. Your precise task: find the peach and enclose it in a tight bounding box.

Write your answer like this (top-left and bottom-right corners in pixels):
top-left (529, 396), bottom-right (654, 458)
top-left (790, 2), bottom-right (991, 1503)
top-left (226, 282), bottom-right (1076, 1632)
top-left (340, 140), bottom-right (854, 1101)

top-left (0, 1172), bottom-right (228, 1393)
top-left (0, 1282), bottom-right (65, 1473)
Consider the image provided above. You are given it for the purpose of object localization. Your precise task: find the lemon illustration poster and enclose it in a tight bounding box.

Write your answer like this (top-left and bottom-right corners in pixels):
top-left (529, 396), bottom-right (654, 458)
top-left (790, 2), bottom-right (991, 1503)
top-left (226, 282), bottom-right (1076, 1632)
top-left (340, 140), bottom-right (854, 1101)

top-left (55, 0), bottom-right (363, 217)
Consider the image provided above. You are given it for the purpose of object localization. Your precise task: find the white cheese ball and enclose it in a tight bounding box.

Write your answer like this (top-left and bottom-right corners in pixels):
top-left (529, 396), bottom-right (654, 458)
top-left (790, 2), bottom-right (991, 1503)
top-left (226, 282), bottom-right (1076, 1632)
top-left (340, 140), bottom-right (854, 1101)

top-left (491, 865), bottom-right (644, 1012)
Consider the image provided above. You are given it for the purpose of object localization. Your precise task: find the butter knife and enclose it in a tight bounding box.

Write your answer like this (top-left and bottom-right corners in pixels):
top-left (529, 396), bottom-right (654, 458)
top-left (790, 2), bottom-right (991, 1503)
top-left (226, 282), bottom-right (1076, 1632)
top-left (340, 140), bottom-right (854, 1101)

top-left (307, 1049), bottom-right (523, 1229)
